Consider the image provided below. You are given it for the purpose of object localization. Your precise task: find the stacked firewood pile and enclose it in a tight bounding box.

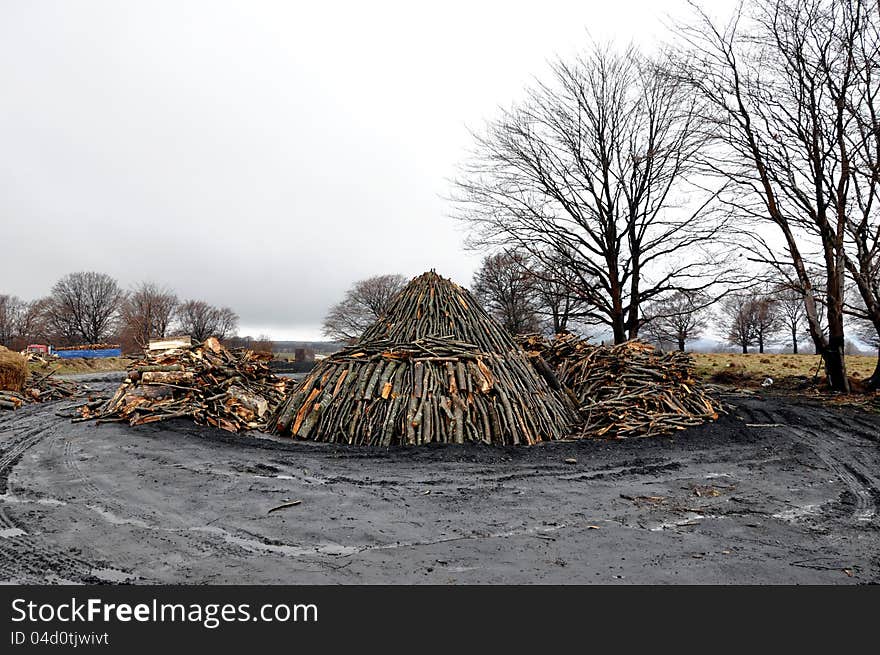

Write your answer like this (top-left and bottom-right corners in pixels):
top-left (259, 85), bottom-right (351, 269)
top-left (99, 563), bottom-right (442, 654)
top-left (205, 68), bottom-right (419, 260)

top-left (79, 337), bottom-right (294, 432)
top-left (519, 334), bottom-right (723, 438)
top-left (0, 369), bottom-right (82, 411)
top-left (518, 333), bottom-right (582, 369)
top-left (274, 271), bottom-right (578, 446)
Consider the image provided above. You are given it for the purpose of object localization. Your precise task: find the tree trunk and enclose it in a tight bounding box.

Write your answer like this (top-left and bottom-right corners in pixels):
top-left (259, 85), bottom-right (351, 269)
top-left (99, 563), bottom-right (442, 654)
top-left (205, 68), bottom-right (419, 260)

top-left (626, 262), bottom-right (641, 341)
top-left (866, 349), bottom-right (880, 392)
top-left (823, 336), bottom-right (848, 392)
top-left (791, 326), bottom-right (798, 355)
top-left (742, 344), bottom-right (748, 354)
top-left (758, 335), bottom-right (765, 354)
top-left (678, 337), bottom-right (685, 352)
top-left (610, 306), bottom-right (627, 345)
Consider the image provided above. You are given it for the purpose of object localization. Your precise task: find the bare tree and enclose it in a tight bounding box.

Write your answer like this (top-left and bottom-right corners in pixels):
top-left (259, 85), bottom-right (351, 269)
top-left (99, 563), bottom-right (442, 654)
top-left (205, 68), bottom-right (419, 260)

top-left (834, 0), bottom-right (880, 388)
top-left (214, 307), bottom-right (239, 341)
top-left (720, 291), bottom-right (781, 354)
top-left (13, 299), bottom-right (49, 349)
top-left (454, 43), bottom-right (735, 344)
top-left (472, 252), bottom-right (541, 335)
top-left (675, 0), bottom-right (878, 390)
top-left (775, 284), bottom-right (807, 354)
top-left (530, 249), bottom-right (587, 334)
top-left (720, 293), bottom-right (759, 354)
top-left (322, 274), bottom-right (407, 343)
top-left (46, 272), bottom-right (125, 345)
top-left (642, 290), bottom-right (711, 351)
top-left (0, 294), bottom-right (26, 348)
top-left (176, 300), bottom-right (239, 342)
top-left (752, 296), bottom-right (782, 354)
top-left (120, 283), bottom-right (178, 349)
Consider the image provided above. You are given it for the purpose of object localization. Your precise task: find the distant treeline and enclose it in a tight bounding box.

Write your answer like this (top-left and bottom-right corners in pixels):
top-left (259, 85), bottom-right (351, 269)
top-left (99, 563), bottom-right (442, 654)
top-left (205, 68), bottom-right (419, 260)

top-left (0, 272), bottom-right (270, 354)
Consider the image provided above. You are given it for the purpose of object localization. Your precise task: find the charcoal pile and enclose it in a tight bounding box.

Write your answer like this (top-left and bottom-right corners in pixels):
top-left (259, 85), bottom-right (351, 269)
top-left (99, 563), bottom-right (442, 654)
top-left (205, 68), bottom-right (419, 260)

top-left (275, 271), bottom-right (578, 446)
top-left (519, 335), bottom-right (723, 438)
top-left (79, 337), bottom-right (294, 432)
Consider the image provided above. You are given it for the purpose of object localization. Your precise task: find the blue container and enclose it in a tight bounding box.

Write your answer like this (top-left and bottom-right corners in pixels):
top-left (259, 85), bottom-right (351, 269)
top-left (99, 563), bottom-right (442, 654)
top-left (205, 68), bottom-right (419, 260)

top-left (55, 348), bottom-right (122, 359)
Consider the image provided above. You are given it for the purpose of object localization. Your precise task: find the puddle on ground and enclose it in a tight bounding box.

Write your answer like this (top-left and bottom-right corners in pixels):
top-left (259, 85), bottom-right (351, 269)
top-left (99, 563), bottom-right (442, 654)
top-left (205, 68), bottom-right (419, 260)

top-left (190, 522), bottom-right (568, 560)
top-left (44, 574), bottom-right (81, 584)
top-left (87, 505), bottom-right (152, 529)
top-left (0, 527), bottom-right (27, 538)
top-left (0, 493), bottom-right (67, 506)
top-left (90, 567), bottom-right (135, 582)
top-left (191, 526), bottom-right (359, 557)
top-left (649, 515), bottom-right (707, 531)
top-left (772, 503), bottom-right (823, 521)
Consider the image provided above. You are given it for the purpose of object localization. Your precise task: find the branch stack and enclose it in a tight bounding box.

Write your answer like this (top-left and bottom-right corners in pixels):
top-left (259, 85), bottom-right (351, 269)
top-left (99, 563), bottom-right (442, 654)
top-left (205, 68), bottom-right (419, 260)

top-left (1, 368), bottom-right (82, 411)
top-left (274, 271), bottom-right (578, 445)
top-left (79, 337), bottom-right (294, 432)
top-left (519, 334), bottom-right (723, 438)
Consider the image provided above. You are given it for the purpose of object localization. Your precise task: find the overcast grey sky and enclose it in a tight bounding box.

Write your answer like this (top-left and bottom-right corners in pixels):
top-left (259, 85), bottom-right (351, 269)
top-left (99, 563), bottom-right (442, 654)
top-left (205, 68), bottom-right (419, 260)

top-left (1, 0), bottom-right (705, 340)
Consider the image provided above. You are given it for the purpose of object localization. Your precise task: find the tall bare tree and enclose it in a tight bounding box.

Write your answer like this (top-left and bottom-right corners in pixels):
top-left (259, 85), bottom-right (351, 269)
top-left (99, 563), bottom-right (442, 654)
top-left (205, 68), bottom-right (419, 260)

top-left (46, 272), bottom-right (125, 345)
top-left (454, 43), bottom-right (734, 344)
top-left (120, 283), bottom-right (178, 348)
top-left (176, 300), bottom-right (239, 342)
top-left (322, 274), bottom-right (407, 343)
top-left (675, 0), bottom-right (880, 390)
top-left (472, 252), bottom-right (541, 335)
top-left (834, 0), bottom-right (880, 388)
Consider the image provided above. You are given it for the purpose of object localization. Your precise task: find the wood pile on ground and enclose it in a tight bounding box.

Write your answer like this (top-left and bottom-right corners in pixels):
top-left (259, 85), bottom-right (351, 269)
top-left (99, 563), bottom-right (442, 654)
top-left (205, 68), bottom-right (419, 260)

top-left (54, 343), bottom-right (121, 352)
top-left (274, 271), bottom-right (578, 446)
top-left (518, 334), bottom-right (724, 438)
top-left (78, 337), bottom-right (294, 432)
top-left (0, 366), bottom-right (81, 411)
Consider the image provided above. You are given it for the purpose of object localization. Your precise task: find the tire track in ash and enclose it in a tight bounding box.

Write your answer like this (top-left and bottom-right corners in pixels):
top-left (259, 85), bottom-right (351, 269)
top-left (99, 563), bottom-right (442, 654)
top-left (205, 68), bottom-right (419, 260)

top-left (0, 412), bottom-right (129, 582)
top-left (768, 406), bottom-right (879, 523)
top-left (55, 427), bottom-right (256, 580)
top-left (815, 417), bottom-right (880, 521)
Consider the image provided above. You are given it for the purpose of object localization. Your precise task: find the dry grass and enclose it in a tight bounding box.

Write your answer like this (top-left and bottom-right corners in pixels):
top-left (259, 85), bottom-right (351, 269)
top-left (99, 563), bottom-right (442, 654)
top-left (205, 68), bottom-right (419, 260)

top-left (691, 352), bottom-right (877, 386)
top-left (0, 347), bottom-right (28, 391)
top-left (28, 357), bottom-right (131, 376)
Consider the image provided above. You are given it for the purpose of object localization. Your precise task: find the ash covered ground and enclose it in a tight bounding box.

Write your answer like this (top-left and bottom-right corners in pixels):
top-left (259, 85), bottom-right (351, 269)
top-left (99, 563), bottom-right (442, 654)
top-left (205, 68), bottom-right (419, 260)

top-left (1, 382), bottom-right (878, 584)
